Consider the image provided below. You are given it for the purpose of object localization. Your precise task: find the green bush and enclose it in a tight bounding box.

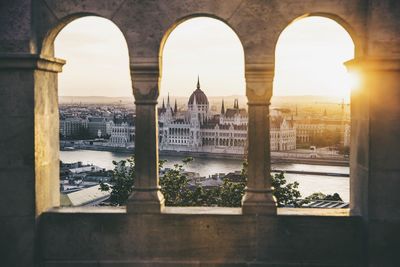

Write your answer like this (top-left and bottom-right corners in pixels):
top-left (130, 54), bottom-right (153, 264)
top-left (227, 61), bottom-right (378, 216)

top-left (100, 157), bottom-right (341, 208)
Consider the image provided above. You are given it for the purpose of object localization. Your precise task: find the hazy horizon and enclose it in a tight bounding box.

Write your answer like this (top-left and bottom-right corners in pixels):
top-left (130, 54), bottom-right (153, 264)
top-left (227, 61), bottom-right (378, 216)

top-left (59, 94), bottom-right (349, 105)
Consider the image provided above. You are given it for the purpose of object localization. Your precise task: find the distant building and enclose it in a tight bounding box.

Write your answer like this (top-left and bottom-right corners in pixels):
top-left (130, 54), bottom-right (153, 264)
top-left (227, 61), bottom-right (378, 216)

top-left (295, 117), bottom-right (349, 145)
top-left (106, 79), bottom-right (297, 153)
top-left (158, 78), bottom-right (296, 154)
top-left (87, 117), bottom-right (112, 138)
top-left (344, 124), bottom-right (351, 147)
top-left (270, 110), bottom-right (297, 151)
top-left (108, 115), bottom-right (135, 148)
top-left (60, 118), bottom-right (88, 138)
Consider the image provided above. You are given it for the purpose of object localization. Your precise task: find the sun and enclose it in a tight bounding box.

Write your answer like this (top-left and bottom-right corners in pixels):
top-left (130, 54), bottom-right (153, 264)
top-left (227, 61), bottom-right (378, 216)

top-left (274, 16), bottom-right (355, 101)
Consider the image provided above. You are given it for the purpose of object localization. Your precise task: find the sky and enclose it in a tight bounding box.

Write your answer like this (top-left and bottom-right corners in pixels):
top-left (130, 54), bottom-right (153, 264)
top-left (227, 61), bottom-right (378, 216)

top-left (55, 16), bottom-right (354, 99)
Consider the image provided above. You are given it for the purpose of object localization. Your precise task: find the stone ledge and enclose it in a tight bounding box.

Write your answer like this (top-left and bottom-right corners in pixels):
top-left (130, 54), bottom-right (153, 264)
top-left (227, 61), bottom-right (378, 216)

top-left (42, 260), bottom-right (356, 267)
top-left (345, 57), bottom-right (400, 71)
top-left (46, 206), bottom-right (350, 217)
top-left (0, 53), bottom-right (65, 72)
top-left (38, 207), bottom-right (361, 266)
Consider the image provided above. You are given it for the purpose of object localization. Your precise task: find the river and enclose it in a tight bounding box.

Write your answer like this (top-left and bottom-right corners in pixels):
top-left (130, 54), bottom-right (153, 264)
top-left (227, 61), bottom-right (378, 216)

top-left (60, 150), bottom-right (350, 202)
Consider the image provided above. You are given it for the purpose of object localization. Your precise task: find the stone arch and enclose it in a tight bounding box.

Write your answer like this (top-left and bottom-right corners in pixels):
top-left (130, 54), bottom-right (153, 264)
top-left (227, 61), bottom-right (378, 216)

top-left (273, 13), bottom-right (356, 204)
top-left (40, 13), bottom-right (131, 59)
top-left (34, 14), bottom-right (132, 214)
top-left (159, 13), bottom-right (245, 58)
top-left (158, 14), bottom-right (246, 95)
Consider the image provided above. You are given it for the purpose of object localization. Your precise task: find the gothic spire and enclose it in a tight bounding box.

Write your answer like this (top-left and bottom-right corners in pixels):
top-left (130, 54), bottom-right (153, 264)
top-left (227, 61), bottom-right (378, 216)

top-left (174, 99), bottom-right (178, 113)
top-left (167, 93), bottom-right (170, 107)
top-left (197, 75), bottom-right (200, 90)
top-left (221, 99), bottom-right (225, 115)
top-left (234, 99), bottom-right (239, 109)
top-left (162, 98), bottom-right (165, 109)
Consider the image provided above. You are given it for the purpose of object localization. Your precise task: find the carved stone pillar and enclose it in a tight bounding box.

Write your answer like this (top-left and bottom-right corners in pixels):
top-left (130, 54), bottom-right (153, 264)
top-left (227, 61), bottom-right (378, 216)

top-left (346, 57), bottom-right (400, 266)
top-left (0, 53), bottom-right (64, 267)
top-left (0, 53), bottom-right (65, 216)
top-left (127, 60), bottom-right (165, 214)
top-left (346, 57), bottom-right (400, 220)
top-left (242, 64), bottom-right (277, 215)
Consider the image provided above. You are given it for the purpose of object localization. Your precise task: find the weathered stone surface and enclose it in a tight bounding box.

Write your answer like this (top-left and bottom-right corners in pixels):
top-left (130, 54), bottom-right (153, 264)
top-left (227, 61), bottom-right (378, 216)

top-left (44, 0), bottom-right (126, 20)
top-left (0, 216), bottom-right (35, 267)
top-left (256, 215), bottom-right (363, 265)
top-left (365, 0), bottom-right (400, 57)
top-left (38, 208), bottom-right (360, 266)
top-left (368, 220), bottom-right (400, 267)
top-left (0, 70), bottom-right (35, 116)
top-left (0, 0), bottom-right (33, 53)
top-left (34, 69), bottom-right (61, 215)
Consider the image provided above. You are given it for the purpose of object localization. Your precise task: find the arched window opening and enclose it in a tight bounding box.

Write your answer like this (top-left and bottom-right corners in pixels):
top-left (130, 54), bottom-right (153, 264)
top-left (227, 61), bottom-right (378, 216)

top-left (272, 16), bottom-right (355, 207)
top-left (55, 16), bottom-right (133, 207)
top-left (159, 17), bottom-right (247, 207)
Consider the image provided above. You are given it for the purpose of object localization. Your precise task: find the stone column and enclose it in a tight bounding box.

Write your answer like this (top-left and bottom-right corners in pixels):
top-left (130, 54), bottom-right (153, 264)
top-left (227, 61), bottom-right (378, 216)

top-left (0, 53), bottom-right (64, 267)
top-left (242, 64), bottom-right (277, 215)
top-left (127, 60), bottom-right (165, 214)
top-left (346, 56), bottom-right (400, 266)
top-left (346, 57), bottom-right (400, 219)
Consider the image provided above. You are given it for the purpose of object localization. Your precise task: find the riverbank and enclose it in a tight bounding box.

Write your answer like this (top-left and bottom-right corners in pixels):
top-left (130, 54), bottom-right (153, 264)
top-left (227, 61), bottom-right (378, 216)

top-left (60, 149), bottom-right (350, 201)
top-left (61, 146), bottom-right (348, 167)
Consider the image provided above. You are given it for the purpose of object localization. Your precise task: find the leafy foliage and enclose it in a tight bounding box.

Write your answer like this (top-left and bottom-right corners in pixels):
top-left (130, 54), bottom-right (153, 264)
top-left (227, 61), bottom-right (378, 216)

top-left (99, 157), bottom-right (135, 206)
top-left (100, 157), bottom-right (341, 208)
top-left (159, 159), bottom-right (193, 206)
top-left (271, 172), bottom-right (301, 207)
top-left (311, 129), bottom-right (342, 147)
top-left (304, 192), bottom-right (343, 202)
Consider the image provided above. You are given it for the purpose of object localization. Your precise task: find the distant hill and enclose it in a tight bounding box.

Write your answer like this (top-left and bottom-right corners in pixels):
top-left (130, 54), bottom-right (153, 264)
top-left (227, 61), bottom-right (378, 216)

top-left (59, 95), bottom-right (346, 106)
top-left (59, 96), bottom-right (134, 104)
top-left (271, 95), bottom-right (344, 104)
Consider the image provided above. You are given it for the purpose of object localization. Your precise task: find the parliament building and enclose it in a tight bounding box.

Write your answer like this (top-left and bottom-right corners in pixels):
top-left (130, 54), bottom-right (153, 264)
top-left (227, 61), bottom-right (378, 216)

top-left (109, 78), bottom-right (296, 154)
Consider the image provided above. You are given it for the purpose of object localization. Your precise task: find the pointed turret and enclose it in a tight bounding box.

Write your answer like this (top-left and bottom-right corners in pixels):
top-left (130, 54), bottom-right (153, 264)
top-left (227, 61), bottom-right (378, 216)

top-left (167, 93), bottom-right (170, 107)
top-left (174, 99), bottom-right (178, 113)
top-left (197, 75), bottom-right (200, 89)
top-left (221, 99), bottom-right (225, 115)
top-left (162, 98), bottom-right (165, 109)
top-left (193, 93), bottom-right (197, 108)
top-left (233, 99), bottom-right (239, 109)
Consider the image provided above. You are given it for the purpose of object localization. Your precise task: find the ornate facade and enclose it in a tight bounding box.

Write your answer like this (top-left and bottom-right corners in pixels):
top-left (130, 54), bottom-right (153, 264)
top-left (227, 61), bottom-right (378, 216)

top-left (108, 116), bottom-right (135, 148)
top-left (108, 79), bottom-right (296, 153)
top-left (157, 78), bottom-right (296, 154)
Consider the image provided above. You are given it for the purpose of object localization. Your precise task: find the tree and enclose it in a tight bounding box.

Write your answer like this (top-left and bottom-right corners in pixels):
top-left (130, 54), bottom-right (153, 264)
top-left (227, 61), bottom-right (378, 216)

top-left (158, 158), bottom-right (193, 206)
top-left (100, 157), bottom-right (341, 208)
top-left (304, 192), bottom-right (343, 202)
top-left (99, 157), bottom-right (135, 205)
top-left (271, 172), bottom-right (302, 207)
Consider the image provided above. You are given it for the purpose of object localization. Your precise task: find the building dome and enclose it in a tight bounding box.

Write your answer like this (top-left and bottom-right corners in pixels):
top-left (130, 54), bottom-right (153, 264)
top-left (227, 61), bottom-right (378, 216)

top-left (188, 77), bottom-right (209, 106)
